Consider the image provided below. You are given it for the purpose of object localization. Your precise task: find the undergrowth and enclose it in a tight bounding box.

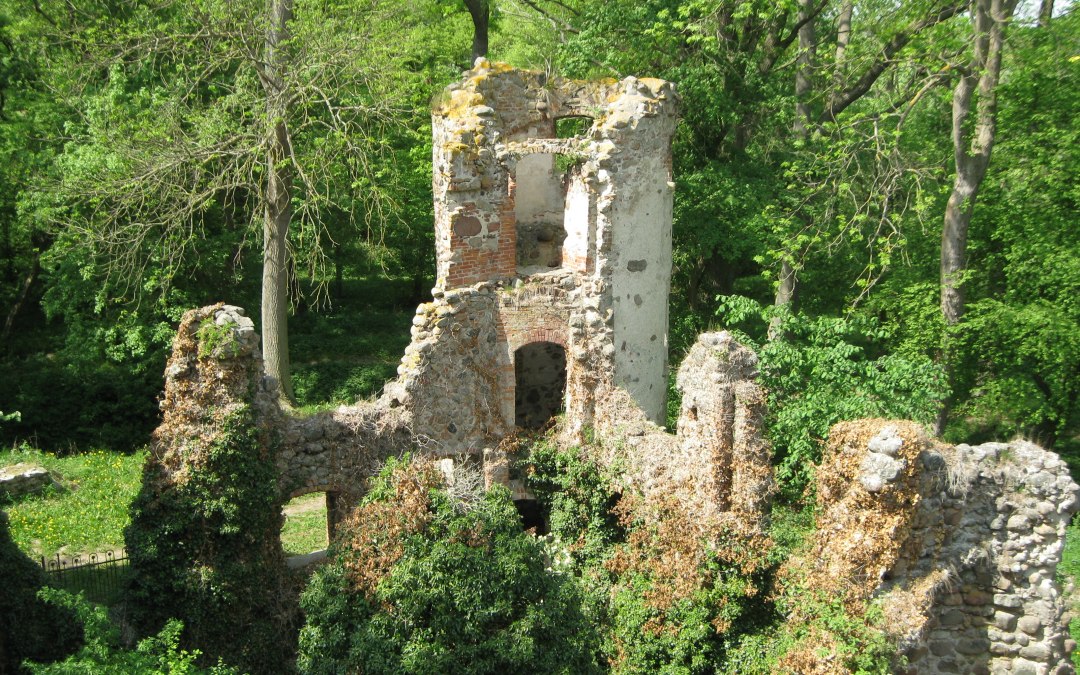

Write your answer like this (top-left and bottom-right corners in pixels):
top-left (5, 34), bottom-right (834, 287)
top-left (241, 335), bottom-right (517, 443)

top-left (519, 434), bottom-right (892, 673)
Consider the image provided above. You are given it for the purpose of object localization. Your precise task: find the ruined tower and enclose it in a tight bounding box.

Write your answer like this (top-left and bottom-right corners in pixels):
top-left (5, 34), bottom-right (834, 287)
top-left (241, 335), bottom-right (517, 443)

top-left (423, 60), bottom-right (677, 435)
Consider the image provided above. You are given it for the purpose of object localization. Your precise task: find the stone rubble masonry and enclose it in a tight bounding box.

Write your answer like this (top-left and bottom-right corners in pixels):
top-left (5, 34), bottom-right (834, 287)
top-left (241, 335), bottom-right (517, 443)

top-left (579, 330), bottom-right (774, 530)
top-left (431, 60), bottom-right (677, 423)
top-left (792, 419), bottom-right (1080, 674)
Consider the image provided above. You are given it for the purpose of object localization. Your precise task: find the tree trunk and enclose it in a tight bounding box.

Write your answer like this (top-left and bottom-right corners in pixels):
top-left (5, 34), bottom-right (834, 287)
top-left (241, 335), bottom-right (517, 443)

top-left (833, 1), bottom-right (853, 91)
top-left (792, 0), bottom-right (815, 138)
top-left (262, 0), bottom-right (296, 404)
top-left (1038, 0), bottom-right (1053, 27)
top-left (462, 0), bottom-right (489, 64)
top-left (1, 250), bottom-right (40, 345)
top-left (769, 260), bottom-right (797, 341)
top-left (936, 0), bottom-right (1017, 435)
top-left (940, 0), bottom-right (1016, 327)
top-left (771, 0), bottom-right (814, 341)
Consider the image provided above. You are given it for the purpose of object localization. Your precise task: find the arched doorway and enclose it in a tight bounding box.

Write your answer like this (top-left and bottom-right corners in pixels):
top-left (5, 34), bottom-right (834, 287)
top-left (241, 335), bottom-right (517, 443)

top-left (514, 341), bottom-right (567, 429)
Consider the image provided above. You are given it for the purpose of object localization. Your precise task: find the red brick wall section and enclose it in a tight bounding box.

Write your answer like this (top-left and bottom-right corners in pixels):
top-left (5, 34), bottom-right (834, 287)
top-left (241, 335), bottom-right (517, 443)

top-left (445, 178), bottom-right (517, 288)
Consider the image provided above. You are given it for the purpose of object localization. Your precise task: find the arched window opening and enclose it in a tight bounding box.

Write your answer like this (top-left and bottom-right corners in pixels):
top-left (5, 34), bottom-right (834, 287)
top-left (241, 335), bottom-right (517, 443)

top-left (514, 341), bottom-right (567, 430)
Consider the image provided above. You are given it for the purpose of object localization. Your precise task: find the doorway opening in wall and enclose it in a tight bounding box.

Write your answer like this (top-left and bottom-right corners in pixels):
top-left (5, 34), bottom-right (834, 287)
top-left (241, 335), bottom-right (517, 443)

top-left (514, 341), bottom-right (567, 430)
top-left (280, 491), bottom-right (330, 557)
top-left (514, 498), bottom-right (547, 533)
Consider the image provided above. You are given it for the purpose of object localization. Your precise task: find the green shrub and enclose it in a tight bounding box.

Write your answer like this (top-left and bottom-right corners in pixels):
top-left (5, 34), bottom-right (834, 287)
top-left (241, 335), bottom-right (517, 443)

top-left (23, 588), bottom-right (238, 674)
top-left (0, 512), bottom-right (82, 673)
top-left (298, 457), bottom-right (602, 675)
top-left (0, 355), bottom-right (162, 451)
top-left (124, 405), bottom-right (295, 674)
top-left (524, 437), bottom-right (781, 674)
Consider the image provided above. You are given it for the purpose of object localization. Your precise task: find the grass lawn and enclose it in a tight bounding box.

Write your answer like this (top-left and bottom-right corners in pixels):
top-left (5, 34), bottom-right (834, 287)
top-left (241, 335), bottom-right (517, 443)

top-left (281, 492), bottom-right (329, 555)
top-left (2, 444), bottom-right (329, 562)
top-left (1061, 519), bottom-right (1080, 667)
top-left (1, 445), bottom-right (146, 560)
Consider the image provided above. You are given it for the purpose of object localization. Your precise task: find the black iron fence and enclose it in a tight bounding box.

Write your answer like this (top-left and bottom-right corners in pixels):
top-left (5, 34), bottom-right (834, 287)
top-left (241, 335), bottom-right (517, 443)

top-left (40, 549), bottom-right (129, 605)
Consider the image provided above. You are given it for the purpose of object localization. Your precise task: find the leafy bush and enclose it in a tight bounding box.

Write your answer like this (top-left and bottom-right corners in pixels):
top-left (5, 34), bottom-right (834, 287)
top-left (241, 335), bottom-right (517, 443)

top-left (298, 456), bottom-right (601, 675)
top-left (23, 589), bottom-right (238, 674)
top-left (949, 298), bottom-right (1080, 448)
top-left (0, 355), bottom-right (162, 451)
top-left (0, 512), bottom-right (82, 672)
top-left (524, 438), bottom-right (780, 674)
top-left (715, 295), bottom-right (947, 495)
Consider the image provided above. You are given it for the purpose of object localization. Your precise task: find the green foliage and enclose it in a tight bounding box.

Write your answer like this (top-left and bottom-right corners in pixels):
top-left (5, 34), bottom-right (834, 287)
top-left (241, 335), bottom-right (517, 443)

top-left (949, 299), bottom-right (1080, 446)
top-left (0, 512), bottom-right (82, 672)
top-left (0, 445), bottom-right (146, 558)
top-left (1061, 518), bottom-right (1080, 668)
top-left (24, 589), bottom-right (238, 675)
top-left (289, 280), bottom-right (414, 407)
top-left (525, 438), bottom-right (625, 569)
top-left (298, 457), bottom-right (602, 675)
top-left (715, 295), bottom-right (947, 495)
top-left (0, 348), bottom-right (166, 451)
top-left (124, 406), bottom-right (295, 674)
top-left (941, 13), bottom-right (1080, 449)
top-left (523, 436), bottom-right (782, 673)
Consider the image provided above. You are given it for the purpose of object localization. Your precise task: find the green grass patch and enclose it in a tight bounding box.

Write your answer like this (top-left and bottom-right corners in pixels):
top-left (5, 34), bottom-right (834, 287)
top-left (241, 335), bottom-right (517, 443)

top-left (1060, 517), bottom-right (1080, 667)
top-left (281, 492), bottom-right (329, 555)
top-left (1, 445), bottom-right (146, 559)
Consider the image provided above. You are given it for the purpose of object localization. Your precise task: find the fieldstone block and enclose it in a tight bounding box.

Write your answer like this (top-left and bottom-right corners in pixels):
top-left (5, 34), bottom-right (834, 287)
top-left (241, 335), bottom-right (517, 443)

top-left (0, 464), bottom-right (56, 499)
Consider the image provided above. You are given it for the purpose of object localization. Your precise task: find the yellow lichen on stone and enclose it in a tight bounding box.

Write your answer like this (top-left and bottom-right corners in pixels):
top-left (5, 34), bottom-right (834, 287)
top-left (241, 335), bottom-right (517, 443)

top-left (436, 89), bottom-right (485, 119)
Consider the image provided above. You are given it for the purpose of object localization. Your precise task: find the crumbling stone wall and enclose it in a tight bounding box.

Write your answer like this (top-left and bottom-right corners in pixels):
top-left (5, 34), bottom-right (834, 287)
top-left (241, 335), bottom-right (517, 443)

top-left (894, 439), bottom-right (1078, 674)
top-left (789, 419), bottom-right (1079, 674)
top-left (573, 331), bottom-right (775, 531)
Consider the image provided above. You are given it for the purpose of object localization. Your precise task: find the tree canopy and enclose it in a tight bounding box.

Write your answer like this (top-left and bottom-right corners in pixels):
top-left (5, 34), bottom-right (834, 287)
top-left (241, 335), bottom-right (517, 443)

top-left (0, 0), bottom-right (1075, 463)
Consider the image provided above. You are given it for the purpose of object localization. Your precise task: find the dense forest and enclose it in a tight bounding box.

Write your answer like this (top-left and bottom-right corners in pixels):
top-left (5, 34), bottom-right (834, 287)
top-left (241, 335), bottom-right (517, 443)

top-left (0, 0), bottom-right (1076, 480)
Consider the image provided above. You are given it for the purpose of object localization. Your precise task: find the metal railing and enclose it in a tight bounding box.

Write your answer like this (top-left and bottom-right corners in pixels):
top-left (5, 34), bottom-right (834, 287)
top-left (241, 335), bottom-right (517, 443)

top-left (40, 549), bottom-right (129, 605)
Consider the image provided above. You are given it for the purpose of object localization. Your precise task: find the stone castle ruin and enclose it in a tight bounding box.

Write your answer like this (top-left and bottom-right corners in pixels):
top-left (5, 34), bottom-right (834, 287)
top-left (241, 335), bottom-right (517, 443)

top-left (151, 63), bottom-right (1079, 672)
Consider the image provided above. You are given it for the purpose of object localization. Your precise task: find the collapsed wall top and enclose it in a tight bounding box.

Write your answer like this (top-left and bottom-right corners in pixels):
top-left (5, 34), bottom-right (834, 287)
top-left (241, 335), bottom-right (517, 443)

top-left (431, 59), bottom-right (677, 289)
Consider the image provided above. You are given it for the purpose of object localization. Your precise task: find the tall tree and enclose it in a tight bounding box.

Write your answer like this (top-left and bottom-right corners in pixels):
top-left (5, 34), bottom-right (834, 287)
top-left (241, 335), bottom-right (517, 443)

top-left (262, 0), bottom-right (296, 401)
top-left (940, 0), bottom-right (1019, 327)
top-left (24, 0), bottom-right (399, 405)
